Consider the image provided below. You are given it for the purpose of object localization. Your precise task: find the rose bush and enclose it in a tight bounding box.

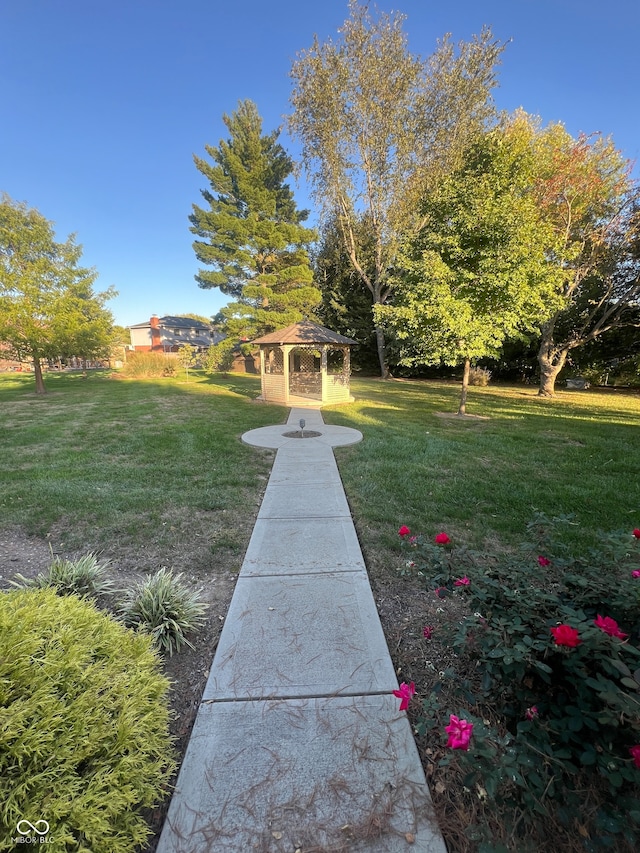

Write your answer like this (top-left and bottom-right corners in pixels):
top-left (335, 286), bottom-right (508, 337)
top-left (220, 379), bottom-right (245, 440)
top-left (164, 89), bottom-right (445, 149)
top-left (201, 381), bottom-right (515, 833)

top-left (400, 514), bottom-right (640, 850)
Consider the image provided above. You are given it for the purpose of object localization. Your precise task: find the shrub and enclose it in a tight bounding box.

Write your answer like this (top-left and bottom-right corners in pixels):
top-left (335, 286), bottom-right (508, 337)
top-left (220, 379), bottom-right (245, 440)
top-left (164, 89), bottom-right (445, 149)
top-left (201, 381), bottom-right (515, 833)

top-left (118, 567), bottom-right (208, 655)
top-left (0, 588), bottom-right (175, 852)
top-left (11, 552), bottom-right (113, 599)
top-left (203, 339), bottom-right (235, 374)
top-left (121, 352), bottom-right (176, 378)
top-left (468, 366), bottom-right (491, 386)
top-left (400, 517), bottom-right (640, 850)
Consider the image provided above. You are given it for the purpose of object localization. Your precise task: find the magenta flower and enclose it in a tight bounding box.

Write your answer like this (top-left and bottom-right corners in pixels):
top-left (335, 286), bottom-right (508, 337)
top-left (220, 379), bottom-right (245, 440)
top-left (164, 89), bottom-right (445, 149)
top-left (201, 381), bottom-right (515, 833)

top-left (537, 555), bottom-right (551, 567)
top-left (434, 587), bottom-right (447, 599)
top-left (632, 570), bottom-right (640, 579)
top-left (393, 681), bottom-right (415, 711)
top-left (525, 705), bottom-right (539, 721)
top-left (423, 625), bottom-right (434, 639)
top-left (630, 745), bottom-right (640, 768)
top-left (633, 529), bottom-right (640, 539)
top-left (398, 525), bottom-right (411, 538)
top-left (409, 536), bottom-right (417, 545)
top-left (551, 624), bottom-right (581, 647)
top-left (434, 532), bottom-right (450, 545)
top-left (594, 614), bottom-right (628, 640)
top-left (445, 714), bottom-right (474, 750)
top-left (454, 576), bottom-right (470, 587)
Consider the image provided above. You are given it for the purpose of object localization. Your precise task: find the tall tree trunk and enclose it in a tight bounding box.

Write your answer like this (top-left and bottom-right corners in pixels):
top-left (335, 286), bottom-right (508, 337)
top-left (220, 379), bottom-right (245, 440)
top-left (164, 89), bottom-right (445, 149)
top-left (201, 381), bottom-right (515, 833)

top-left (457, 357), bottom-right (471, 415)
top-left (33, 356), bottom-right (46, 395)
top-left (537, 326), bottom-right (569, 397)
top-left (374, 324), bottom-right (390, 379)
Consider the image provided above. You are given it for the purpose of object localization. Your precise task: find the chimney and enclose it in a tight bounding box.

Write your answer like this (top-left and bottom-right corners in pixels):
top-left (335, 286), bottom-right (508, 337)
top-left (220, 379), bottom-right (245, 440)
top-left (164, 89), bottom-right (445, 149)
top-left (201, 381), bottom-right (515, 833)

top-left (150, 315), bottom-right (162, 350)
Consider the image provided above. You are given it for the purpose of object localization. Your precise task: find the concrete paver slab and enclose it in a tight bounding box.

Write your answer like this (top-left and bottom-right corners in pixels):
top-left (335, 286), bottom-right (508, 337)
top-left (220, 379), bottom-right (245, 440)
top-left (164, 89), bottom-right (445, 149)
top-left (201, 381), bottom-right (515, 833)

top-left (258, 480), bottom-right (351, 519)
top-left (203, 572), bottom-right (396, 700)
top-left (241, 517), bottom-right (366, 575)
top-left (268, 451), bottom-right (339, 485)
top-left (157, 694), bottom-right (447, 853)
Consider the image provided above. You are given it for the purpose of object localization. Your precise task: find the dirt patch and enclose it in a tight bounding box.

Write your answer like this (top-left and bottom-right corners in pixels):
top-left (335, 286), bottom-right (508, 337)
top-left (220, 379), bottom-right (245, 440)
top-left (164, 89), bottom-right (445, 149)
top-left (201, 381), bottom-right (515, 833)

top-left (434, 412), bottom-right (489, 421)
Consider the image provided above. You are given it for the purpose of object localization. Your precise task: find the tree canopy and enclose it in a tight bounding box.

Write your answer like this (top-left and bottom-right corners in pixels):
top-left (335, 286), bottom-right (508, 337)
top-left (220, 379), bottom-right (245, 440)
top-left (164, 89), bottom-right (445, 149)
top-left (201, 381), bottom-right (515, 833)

top-left (0, 194), bottom-right (115, 393)
top-left (531, 125), bottom-right (639, 395)
top-left (289, 0), bottom-right (504, 376)
top-left (376, 115), bottom-right (562, 413)
top-left (189, 99), bottom-right (320, 340)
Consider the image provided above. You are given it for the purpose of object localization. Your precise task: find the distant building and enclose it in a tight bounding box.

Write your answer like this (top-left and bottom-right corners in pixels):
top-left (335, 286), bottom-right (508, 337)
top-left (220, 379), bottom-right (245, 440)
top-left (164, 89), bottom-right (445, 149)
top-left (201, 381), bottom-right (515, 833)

top-left (128, 315), bottom-right (224, 353)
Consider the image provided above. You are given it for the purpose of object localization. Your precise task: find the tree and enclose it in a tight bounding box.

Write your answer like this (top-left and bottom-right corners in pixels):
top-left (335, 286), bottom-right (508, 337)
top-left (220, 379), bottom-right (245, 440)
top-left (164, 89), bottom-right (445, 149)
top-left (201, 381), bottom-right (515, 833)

top-left (0, 195), bottom-right (115, 394)
top-left (314, 213), bottom-right (379, 372)
top-left (531, 127), bottom-right (639, 396)
top-left (289, 0), bottom-right (504, 377)
top-left (176, 343), bottom-right (199, 380)
top-left (376, 116), bottom-right (562, 414)
top-left (189, 99), bottom-right (321, 340)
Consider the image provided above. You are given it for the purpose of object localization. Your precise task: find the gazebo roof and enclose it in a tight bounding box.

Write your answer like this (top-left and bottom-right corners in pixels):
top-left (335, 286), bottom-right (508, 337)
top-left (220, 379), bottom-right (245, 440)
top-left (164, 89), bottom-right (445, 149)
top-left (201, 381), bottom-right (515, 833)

top-left (252, 321), bottom-right (357, 347)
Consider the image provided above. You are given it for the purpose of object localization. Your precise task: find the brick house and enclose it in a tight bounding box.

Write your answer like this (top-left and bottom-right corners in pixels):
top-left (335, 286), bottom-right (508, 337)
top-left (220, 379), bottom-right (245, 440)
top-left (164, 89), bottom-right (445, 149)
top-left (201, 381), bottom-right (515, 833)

top-left (128, 315), bottom-right (223, 353)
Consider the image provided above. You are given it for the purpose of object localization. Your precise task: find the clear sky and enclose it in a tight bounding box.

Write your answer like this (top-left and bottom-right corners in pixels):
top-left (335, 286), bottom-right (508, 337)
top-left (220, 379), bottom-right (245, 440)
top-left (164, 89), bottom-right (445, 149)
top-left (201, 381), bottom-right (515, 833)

top-left (1, 0), bottom-right (638, 328)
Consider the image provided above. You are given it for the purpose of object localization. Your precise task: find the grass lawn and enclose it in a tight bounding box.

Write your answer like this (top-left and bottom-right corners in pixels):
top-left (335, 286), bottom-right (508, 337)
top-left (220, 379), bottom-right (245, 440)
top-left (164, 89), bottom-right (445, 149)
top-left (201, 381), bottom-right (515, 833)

top-left (2, 370), bottom-right (639, 851)
top-left (323, 377), bottom-right (640, 555)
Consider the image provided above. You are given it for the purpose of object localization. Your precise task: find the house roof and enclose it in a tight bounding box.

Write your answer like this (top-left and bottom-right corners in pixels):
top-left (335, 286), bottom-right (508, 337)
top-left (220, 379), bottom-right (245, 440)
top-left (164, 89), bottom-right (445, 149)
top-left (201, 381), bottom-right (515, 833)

top-left (128, 315), bottom-right (212, 330)
top-left (252, 321), bottom-right (357, 346)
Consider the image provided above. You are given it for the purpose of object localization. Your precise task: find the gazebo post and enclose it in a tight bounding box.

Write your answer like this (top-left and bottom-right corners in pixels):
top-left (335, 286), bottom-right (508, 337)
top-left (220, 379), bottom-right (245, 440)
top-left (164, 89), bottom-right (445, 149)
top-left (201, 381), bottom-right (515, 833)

top-left (259, 348), bottom-right (266, 401)
top-left (283, 344), bottom-right (291, 406)
top-left (321, 346), bottom-right (328, 403)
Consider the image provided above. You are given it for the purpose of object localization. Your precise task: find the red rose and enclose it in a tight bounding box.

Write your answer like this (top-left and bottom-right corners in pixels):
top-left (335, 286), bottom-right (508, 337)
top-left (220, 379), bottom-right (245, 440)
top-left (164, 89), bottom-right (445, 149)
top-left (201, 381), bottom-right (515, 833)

top-left (634, 529), bottom-right (640, 539)
top-left (398, 525), bottom-right (411, 537)
top-left (551, 624), bottom-right (581, 647)
top-left (537, 555), bottom-right (551, 567)
top-left (594, 614), bottom-right (628, 640)
top-left (434, 532), bottom-right (450, 545)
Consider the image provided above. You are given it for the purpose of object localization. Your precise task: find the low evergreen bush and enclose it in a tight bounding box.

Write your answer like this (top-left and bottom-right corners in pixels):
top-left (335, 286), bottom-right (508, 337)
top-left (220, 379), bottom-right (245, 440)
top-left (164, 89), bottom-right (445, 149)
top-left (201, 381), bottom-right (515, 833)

top-left (399, 516), bottom-right (640, 850)
top-left (118, 567), bottom-right (207, 655)
top-left (0, 588), bottom-right (175, 852)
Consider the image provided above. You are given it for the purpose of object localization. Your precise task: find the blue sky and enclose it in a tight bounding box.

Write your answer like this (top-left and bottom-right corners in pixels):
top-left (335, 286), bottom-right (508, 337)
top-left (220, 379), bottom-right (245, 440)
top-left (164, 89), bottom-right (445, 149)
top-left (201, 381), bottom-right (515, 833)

top-left (1, 0), bottom-right (638, 328)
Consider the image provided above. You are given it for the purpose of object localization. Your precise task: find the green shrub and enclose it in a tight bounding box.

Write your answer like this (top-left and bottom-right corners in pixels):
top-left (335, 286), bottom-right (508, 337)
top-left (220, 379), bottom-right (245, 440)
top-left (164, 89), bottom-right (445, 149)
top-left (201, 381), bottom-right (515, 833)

top-left (400, 517), bottom-right (640, 850)
top-left (11, 552), bottom-right (113, 599)
top-left (203, 339), bottom-right (235, 374)
top-left (0, 588), bottom-right (175, 852)
top-left (118, 567), bottom-right (207, 655)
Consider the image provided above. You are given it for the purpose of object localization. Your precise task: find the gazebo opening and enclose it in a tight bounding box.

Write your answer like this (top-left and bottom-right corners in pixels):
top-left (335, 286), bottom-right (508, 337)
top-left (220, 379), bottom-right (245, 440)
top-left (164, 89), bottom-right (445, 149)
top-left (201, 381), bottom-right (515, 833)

top-left (252, 321), bottom-right (357, 407)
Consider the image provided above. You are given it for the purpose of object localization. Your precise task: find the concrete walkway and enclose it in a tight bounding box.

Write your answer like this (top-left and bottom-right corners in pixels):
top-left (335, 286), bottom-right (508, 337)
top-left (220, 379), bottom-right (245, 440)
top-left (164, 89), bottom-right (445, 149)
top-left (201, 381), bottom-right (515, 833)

top-left (157, 409), bottom-right (447, 853)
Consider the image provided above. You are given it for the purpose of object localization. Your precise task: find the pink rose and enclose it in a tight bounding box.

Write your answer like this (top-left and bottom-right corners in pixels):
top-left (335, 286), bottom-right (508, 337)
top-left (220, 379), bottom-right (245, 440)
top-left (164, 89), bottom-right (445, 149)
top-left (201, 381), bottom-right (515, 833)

top-left (632, 570), bottom-right (640, 579)
top-left (393, 681), bottom-right (415, 711)
top-left (551, 624), bottom-right (581, 647)
top-left (594, 614), bottom-right (628, 640)
top-left (434, 532), bottom-right (450, 545)
top-left (445, 714), bottom-right (473, 750)
top-left (537, 556), bottom-right (551, 567)
top-left (423, 625), bottom-right (434, 639)
top-left (525, 705), bottom-right (539, 721)
top-left (454, 576), bottom-right (470, 587)
top-left (630, 745), bottom-right (640, 768)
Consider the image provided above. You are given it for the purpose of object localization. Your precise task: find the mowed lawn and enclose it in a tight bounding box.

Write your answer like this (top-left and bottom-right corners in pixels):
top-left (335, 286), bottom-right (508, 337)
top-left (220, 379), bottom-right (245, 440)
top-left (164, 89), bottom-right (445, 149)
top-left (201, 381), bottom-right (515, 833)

top-left (323, 377), bottom-right (640, 557)
top-left (0, 371), bottom-right (286, 549)
top-left (1, 370), bottom-right (638, 560)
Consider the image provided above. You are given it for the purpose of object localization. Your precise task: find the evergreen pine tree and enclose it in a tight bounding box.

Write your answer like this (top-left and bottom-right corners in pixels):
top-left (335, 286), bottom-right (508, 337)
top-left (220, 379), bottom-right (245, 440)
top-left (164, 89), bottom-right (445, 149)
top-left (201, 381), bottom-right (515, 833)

top-left (190, 100), bottom-right (320, 338)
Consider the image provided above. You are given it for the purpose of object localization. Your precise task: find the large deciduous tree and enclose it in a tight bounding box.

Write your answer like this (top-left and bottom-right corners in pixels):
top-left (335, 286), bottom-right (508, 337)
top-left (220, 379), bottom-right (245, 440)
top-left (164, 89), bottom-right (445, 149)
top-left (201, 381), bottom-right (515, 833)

top-left (376, 116), bottom-right (562, 414)
top-left (289, 0), bottom-right (504, 377)
top-left (0, 195), bottom-right (115, 394)
top-left (189, 99), bottom-right (320, 340)
top-left (531, 127), bottom-right (639, 396)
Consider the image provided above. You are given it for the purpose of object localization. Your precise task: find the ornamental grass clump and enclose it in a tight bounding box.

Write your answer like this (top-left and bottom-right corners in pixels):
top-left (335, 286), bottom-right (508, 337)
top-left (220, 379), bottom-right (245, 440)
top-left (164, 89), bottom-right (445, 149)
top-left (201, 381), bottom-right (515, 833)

top-left (400, 515), bottom-right (640, 850)
top-left (11, 551), bottom-right (113, 599)
top-left (0, 588), bottom-right (175, 852)
top-left (118, 567), bottom-right (207, 655)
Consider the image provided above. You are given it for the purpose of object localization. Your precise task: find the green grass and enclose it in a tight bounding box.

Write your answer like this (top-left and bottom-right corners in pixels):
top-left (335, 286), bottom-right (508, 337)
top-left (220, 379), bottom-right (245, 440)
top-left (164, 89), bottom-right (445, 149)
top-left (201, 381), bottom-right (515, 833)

top-left (0, 370), bottom-right (285, 547)
top-left (324, 378), bottom-right (640, 555)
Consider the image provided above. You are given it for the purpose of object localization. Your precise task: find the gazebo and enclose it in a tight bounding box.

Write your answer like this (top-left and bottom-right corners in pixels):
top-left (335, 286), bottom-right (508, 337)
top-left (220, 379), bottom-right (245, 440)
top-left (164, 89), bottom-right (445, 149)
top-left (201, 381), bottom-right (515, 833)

top-left (252, 321), bottom-right (357, 406)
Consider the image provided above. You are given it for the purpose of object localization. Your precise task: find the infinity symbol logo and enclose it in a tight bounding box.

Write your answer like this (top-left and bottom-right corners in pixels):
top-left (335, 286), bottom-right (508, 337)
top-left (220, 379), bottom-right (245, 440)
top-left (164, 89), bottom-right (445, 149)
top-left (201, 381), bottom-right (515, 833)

top-left (16, 820), bottom-right (50, 836)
